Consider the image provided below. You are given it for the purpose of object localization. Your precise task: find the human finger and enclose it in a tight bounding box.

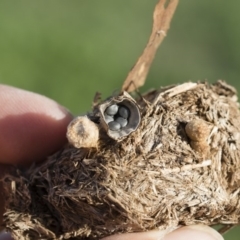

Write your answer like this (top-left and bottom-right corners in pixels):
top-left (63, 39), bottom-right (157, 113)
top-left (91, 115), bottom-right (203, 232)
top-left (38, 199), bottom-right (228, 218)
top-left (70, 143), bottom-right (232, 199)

top-left (0, 84), bottom-right (73, 228)
top-left (0, 84), bottom-right (73, 165)
top-left (101, 225), bottom-right (224, 240)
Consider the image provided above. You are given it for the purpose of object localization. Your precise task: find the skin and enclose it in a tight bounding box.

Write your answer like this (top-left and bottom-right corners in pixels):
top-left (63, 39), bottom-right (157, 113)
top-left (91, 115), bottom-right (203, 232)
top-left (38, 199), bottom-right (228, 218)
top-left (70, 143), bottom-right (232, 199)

top-left (0, 85), bottom-right (223, 240)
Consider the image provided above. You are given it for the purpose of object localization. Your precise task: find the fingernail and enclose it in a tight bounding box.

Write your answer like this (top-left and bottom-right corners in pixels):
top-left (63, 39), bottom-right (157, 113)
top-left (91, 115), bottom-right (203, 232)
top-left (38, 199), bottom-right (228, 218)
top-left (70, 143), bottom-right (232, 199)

top-left (164, 225), bottom-right (224, 240)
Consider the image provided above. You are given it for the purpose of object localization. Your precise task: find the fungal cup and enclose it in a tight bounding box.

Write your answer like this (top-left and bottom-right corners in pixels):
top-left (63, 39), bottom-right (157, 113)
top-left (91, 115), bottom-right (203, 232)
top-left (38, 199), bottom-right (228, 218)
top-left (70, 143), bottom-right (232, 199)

top-left (98, 92), bottom-right (141, 141)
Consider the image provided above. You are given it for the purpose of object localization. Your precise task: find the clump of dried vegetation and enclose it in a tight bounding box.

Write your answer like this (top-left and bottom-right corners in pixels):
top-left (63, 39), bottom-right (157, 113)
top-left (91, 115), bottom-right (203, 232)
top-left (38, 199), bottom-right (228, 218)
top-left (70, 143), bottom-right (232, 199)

top-left (2, 0), bottom-right (240, 239)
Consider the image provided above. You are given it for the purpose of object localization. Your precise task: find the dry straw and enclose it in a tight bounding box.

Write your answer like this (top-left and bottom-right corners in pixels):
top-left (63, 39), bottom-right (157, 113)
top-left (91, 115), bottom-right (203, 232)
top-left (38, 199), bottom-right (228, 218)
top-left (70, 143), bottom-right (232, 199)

top-left (2, 0), bottom-right (240, 239)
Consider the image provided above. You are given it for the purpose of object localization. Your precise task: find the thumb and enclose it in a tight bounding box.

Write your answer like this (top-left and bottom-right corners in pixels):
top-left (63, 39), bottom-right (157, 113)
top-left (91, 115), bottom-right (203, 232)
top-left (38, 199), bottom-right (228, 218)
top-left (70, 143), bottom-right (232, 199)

top-left (0, 84), bottom-right (73, 165)
top-left (101, 225), bottom-right (224, 240)
top-left (164, 225), bottom-right (223, 240)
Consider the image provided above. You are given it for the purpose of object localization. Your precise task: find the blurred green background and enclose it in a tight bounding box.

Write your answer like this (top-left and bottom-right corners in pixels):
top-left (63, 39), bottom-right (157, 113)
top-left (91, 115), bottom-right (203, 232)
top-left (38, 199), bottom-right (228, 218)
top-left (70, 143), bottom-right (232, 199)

top-left (0, 0), bottom-right (239, 239)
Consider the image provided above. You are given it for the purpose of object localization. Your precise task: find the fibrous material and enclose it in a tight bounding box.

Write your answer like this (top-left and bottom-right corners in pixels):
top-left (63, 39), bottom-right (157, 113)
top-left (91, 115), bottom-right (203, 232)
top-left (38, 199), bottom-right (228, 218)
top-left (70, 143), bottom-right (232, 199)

top-left (2, 80), bottom-right (240, 239)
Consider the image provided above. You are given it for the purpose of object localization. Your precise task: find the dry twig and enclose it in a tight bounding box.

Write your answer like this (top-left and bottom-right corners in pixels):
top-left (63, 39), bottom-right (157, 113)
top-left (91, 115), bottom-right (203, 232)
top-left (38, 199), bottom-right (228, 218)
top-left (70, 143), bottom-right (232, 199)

top-left (122, 0), bottom-right (179, 92)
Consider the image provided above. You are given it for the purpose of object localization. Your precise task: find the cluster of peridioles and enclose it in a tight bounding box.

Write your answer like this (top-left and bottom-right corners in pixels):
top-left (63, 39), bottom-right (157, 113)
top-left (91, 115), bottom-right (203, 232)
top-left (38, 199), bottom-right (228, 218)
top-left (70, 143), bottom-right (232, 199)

top-left (104, 104), bottom-right (130, 131)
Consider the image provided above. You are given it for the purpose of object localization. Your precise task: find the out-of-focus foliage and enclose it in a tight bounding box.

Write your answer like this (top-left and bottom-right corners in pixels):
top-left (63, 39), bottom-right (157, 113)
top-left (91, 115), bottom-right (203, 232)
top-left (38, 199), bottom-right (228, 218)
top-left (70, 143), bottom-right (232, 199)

top-left (0, 0), bottom-right (239, 114)
top-left (0, 0), bottom-right (239, 238)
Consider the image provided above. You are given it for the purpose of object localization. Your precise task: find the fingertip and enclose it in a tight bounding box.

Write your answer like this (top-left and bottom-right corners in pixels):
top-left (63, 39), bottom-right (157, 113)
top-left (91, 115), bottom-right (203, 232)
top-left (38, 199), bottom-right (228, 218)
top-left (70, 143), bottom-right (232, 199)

top-left (164, 225), bottom-right (224, 240)
top-left (0, 84), bottom-right (73, 165)
top-left (101, 231), bottom-right (164, 240)
top-left (101, 225), bottom-right (223, 240)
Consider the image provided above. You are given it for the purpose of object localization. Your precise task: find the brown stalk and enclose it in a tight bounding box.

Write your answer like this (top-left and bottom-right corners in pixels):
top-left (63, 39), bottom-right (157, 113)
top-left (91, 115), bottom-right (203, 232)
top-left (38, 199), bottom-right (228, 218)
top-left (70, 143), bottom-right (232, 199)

top-left (121, 0), bottom-right (179, 92)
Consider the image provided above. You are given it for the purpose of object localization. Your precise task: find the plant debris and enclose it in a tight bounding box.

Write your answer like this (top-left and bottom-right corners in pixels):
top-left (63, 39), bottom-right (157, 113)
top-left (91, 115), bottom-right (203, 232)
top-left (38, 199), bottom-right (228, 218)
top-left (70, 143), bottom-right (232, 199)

top-left (2, 80), bottom-right (240, 239)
